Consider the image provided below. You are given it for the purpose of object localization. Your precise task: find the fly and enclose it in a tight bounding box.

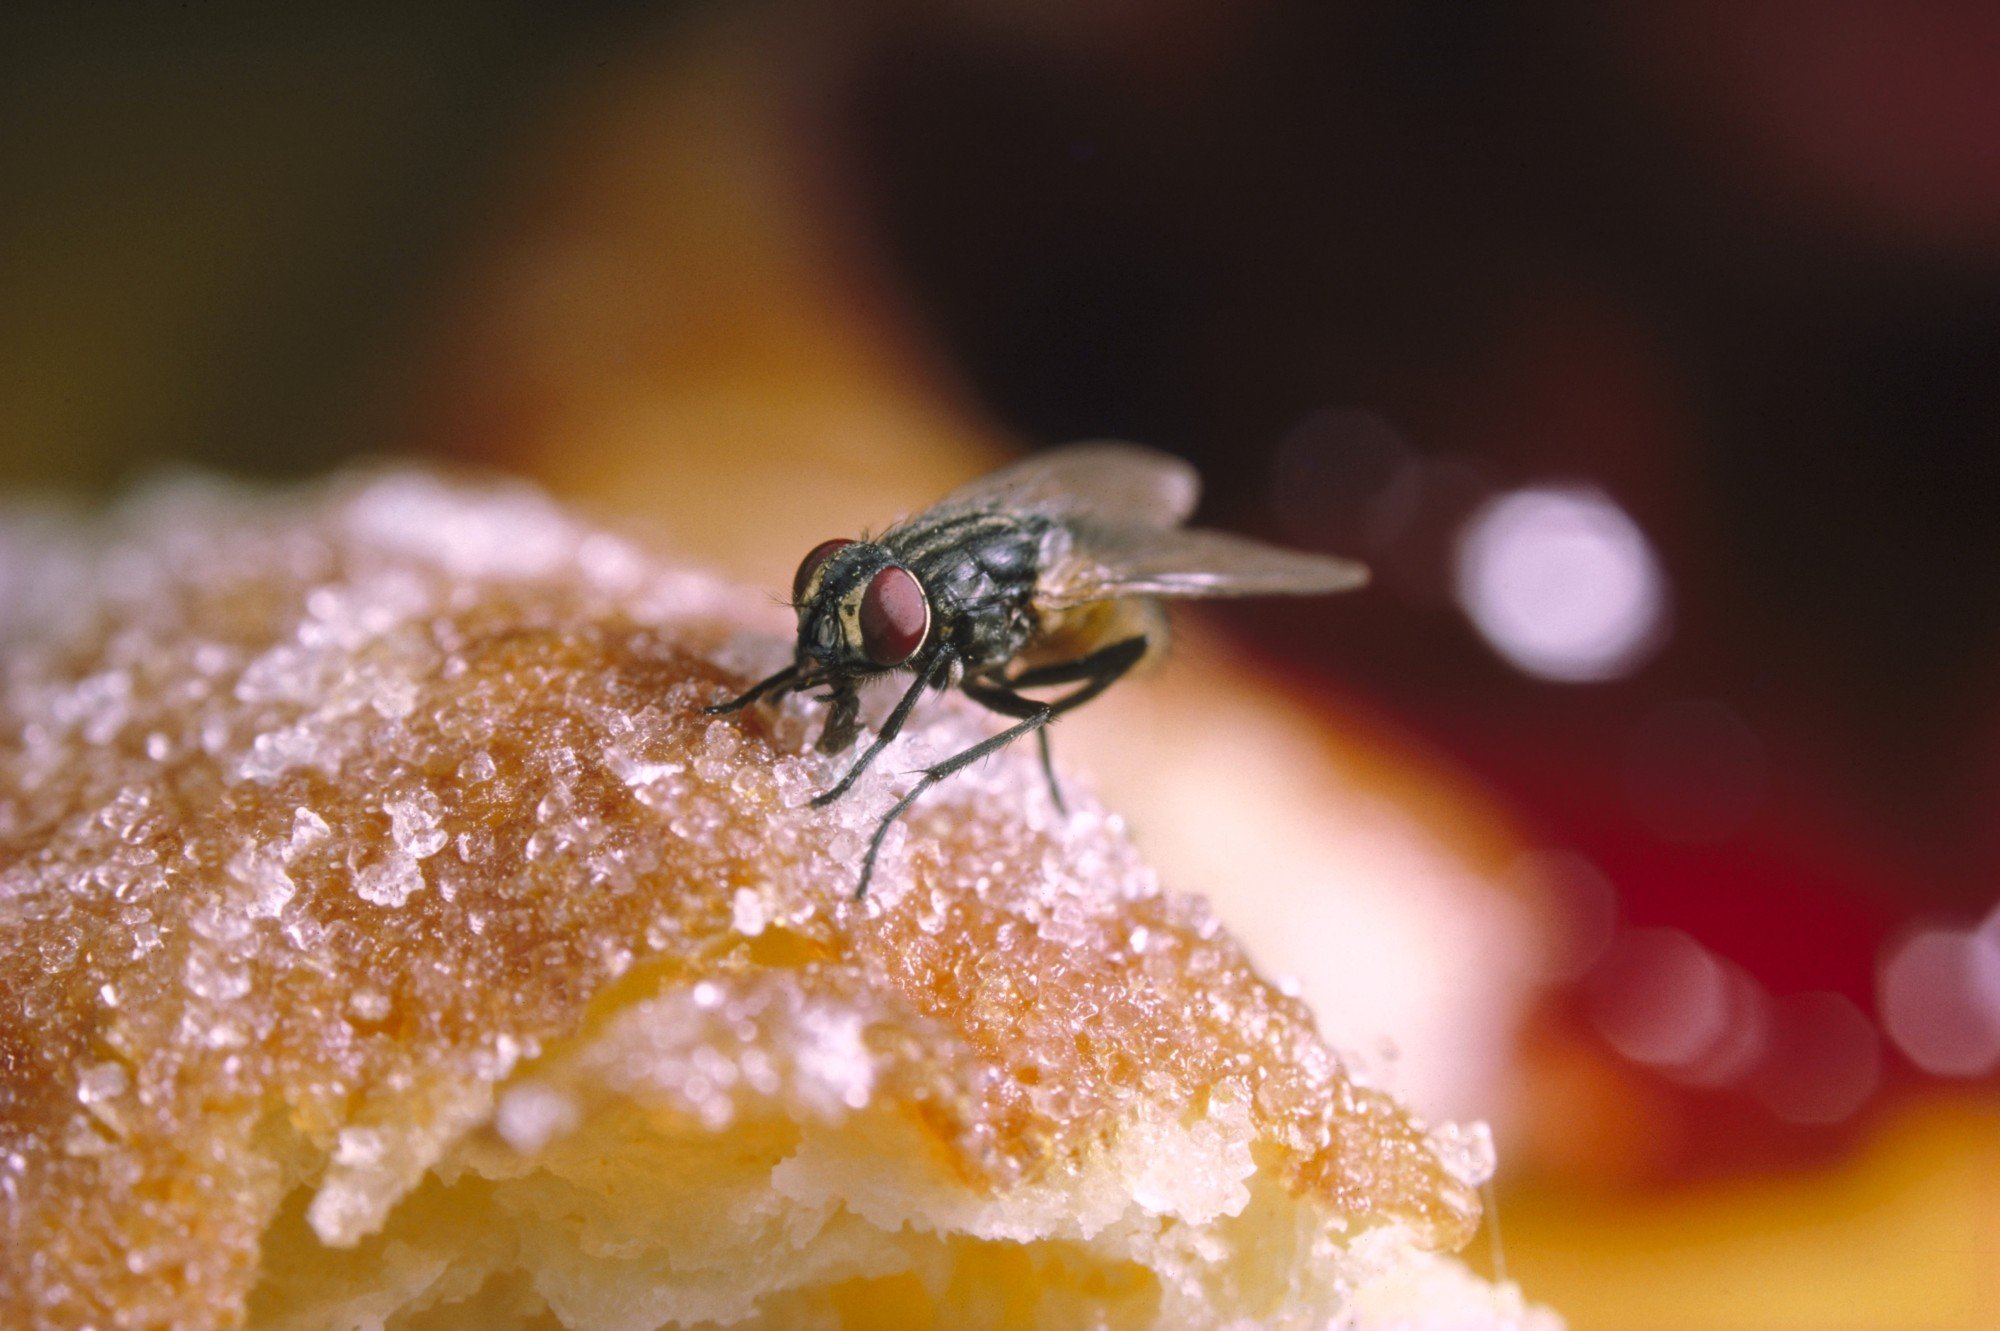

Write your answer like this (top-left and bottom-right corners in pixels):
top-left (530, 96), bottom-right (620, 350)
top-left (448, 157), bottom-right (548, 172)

top-left (706, 441), bottom-right (1369, 898)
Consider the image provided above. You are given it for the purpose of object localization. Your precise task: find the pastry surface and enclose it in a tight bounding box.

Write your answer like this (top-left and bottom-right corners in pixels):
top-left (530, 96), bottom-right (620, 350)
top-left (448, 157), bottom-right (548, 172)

top-left (0, 474), bottom-right (1544, 1330)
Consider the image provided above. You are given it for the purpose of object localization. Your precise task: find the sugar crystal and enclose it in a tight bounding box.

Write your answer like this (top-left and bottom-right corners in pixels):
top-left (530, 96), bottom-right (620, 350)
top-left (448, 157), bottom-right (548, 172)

top-left (76, 1061), bottom-right (129, 1108)
top-left (353, 853), bottom-right (424, 907)
top-left (346, 989), bottom-right (392, 1024)
top-left (226, 843), bottom-right (296, 918)
top-left (730, 887), bottom-right (769, 936)
top-left (494, 1083), bottom-right (580, 1154)
top-left (288, 807), bottom-right (330, 857)
top-left (384, 792), bottom-right (448, 860)
top-left (1426, 1119), bottom-right (1498, 1190)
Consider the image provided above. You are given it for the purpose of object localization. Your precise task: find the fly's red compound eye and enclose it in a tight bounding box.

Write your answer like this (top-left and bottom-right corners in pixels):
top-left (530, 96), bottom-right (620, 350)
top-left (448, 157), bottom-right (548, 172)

top-left (859, 565), bottom-right (929, 665)
top-left (792, 538), bottom-right (853, 602)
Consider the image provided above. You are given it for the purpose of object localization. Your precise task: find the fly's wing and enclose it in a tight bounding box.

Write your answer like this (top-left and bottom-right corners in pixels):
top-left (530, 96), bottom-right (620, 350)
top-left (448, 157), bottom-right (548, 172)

top-left (909, 441), bottom-right (1362, 601)
top-left (926, 441), bottom-right (1200, 530)
top-left (1041, 523), bottom-right (1370, 606)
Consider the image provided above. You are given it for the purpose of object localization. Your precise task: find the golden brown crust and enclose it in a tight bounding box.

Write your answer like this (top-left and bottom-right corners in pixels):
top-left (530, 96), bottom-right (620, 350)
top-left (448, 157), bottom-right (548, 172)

top-left (0, 474), bottom-right (1477, 1330)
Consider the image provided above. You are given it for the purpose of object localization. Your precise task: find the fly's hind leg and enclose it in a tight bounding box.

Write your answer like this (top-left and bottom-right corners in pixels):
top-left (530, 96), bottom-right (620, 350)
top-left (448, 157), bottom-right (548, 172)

top-left (855, 635), bottom-right (1149, 897)
top-left (1004, 632), bottom-right (1151, 696)
top-left (855, 702), bottom-right (1054, 900)
top-left (959, 684), bottom-right (1067, 813)
top-left (1036, 731), bottom-right (1063, 814)
top-left (960, 635), bottom-right (1150, 816)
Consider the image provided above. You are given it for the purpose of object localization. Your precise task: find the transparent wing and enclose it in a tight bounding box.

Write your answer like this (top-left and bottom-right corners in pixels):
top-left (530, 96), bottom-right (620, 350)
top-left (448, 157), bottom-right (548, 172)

top-left (930, 441), bottom-right (1200, 529)
top-left (1042, 523), bottom-right (1370, 605)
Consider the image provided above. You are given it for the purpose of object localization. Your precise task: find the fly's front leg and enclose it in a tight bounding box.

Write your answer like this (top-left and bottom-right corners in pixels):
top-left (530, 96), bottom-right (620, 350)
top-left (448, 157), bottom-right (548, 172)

top-left (703, 664), bottom-right (800, 715)
top-left (811, 646), bottom-right (955, 809)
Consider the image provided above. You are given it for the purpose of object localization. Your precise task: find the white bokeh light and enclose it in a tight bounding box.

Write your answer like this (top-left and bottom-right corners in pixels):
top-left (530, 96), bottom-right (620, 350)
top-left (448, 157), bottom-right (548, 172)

top-left (1879, 926), bottom-right (2000, 1076)
top-left (1455, 485), bottom-right (1669, 682)
top-left (1592, 928), bottom-right (1738, 1072)
top-left (1752, 992), bottom-right (1880, 1124)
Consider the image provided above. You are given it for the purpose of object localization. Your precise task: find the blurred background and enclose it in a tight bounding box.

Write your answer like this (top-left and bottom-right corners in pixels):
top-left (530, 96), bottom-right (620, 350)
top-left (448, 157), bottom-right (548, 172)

top-left (3, 1), bottom-right (1997, 1326)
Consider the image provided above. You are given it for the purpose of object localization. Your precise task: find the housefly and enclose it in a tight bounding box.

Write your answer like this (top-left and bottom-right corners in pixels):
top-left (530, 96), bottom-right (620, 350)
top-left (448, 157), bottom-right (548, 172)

top-left (707, 442), bottom-right (1369, 898)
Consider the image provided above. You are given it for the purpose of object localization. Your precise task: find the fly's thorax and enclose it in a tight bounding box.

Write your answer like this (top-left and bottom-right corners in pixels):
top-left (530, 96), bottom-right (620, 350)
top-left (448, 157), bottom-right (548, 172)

top-left (885, 507), bottom-right (1050, 669)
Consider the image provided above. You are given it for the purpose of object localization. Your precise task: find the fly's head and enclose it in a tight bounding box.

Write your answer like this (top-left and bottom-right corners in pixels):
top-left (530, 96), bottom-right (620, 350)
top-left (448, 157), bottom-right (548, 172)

top-left (789, 539), bottom-right (932, 689)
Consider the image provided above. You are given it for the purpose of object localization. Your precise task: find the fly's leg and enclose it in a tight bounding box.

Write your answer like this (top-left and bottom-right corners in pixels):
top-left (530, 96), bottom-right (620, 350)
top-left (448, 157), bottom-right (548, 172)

top-left (811, 646), bottom-right (955, 808)
top-left (855, 703), bottom-right (1053, 900)
top-left (1004, 633), bottom-right (1150, 694)
top-left (960, 635), bottom-right (1151, 816)
top-left (858, 635), bottom-right (1149, 897)
top-left (815, 686), bottom-right (861, 755)
top-left (960, 681), bottom-right (1065, 811)
top-left (703, 664), bottom-right (799, 715)
top-left (1036, 731), bottom-right (1063, 814)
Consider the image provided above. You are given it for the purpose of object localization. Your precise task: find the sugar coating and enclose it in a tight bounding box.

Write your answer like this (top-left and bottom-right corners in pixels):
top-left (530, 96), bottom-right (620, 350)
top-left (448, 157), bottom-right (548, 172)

top-left (0, 472), bottom-right (1480, 1329)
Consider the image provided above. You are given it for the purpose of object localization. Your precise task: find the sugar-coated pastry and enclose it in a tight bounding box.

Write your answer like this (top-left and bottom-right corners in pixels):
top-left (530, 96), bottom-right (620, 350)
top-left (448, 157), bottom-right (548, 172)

top-left (0, 474), bottom-right (1553, 1330)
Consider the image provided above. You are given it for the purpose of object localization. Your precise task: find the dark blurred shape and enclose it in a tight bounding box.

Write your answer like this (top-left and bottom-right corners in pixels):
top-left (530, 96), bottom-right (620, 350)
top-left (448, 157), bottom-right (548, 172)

top-left (1622, 698), bottom-right (1766, 844)
top-left (1616, 0), bottom-right (2000, 253)
top-left (1706, 280), bottom-right (2000, 834)
top-left (1268, 407), bottom-right (1417, 556)
top-left (842, 0), bottom-right (2000, 938)
top-left (0, 0), bottom-right (648, 491)
top-left (1509, 849), bottom-right (1618, 984)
